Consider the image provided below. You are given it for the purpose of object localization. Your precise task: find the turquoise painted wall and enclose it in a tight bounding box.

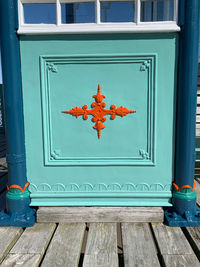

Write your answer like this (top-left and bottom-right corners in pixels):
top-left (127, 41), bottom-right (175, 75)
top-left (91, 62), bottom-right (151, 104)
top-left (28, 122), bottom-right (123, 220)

top-left (20, 33), bottom-right (178, 206)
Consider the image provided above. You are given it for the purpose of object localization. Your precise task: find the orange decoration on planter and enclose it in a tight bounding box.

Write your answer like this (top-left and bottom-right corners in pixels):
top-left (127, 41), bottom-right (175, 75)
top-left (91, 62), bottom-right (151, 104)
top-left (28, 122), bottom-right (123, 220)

top-left (172, 181), bottom-right (196, 192)
top-left (62, 84), bottom-right (136, 138)
top-left (7, 182), bottom-right (30, 192)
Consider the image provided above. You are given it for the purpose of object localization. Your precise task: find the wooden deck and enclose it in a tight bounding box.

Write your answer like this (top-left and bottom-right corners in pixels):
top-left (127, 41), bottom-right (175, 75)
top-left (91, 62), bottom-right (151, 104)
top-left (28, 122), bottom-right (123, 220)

top-left (0, 221), bottom-right (200, 266)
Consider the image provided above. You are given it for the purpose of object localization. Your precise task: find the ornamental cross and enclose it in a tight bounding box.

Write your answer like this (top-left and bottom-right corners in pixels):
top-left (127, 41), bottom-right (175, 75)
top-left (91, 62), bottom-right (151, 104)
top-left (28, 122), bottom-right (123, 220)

top-left (62, 84), bottom-right (136, 139)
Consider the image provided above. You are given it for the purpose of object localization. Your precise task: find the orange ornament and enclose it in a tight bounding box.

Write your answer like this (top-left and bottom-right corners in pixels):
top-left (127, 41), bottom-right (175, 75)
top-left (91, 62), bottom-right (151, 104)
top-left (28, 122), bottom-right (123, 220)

top-left (62, 84), bottom-right (136, 139)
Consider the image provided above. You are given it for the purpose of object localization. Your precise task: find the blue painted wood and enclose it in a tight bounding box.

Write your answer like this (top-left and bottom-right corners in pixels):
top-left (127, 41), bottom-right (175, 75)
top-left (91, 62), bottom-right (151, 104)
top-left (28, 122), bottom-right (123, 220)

top-left (0, 0), bottom-right (35, 227)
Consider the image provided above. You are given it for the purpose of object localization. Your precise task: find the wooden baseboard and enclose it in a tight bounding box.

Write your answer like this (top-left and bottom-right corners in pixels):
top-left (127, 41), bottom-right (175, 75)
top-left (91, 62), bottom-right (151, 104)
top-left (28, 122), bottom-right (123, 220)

top-left (37, 207), bottom-right (164, 223)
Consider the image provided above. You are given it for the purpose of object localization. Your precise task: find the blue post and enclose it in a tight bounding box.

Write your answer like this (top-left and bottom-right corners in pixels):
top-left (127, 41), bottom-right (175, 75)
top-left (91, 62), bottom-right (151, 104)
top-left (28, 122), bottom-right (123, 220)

top-left (165, 0), bottom-right (200, 226)
top-left (0, 0), bottom-right (35, 227)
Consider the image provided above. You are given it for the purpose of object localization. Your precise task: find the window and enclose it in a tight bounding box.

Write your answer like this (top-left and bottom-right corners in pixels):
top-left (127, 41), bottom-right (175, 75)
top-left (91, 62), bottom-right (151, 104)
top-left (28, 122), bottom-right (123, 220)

top-left (18, 0), bottom-right (180, 33)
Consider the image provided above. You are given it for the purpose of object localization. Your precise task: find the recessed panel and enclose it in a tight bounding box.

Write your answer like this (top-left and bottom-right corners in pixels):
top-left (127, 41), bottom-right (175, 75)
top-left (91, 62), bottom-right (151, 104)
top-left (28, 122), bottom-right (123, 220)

top-left (40, 55), bottom-right (156, 166)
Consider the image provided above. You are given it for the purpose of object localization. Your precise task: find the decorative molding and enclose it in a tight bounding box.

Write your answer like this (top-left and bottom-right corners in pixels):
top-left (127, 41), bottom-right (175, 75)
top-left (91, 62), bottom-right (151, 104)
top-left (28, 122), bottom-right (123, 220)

top-left (62, 84), bottom-right (136, 139)
top-left (140, 60), bottom-right (151, 71)
top-left (29, 182), bottom-right (171, 193)
top-left (46, 63), bottom-right (57, 73)
top-left (7, 182), bottom-right (30, 193)
top-left (139, 149), bottom-right (150, 160)
top-left (40, 54), bottom-right (156, 166)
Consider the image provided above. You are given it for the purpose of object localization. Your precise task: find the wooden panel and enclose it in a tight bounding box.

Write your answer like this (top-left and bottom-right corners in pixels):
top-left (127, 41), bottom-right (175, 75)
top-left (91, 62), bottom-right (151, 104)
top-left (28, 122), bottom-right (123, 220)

top-left (0, 228), bottom-right (23, 264)
top-left (37, 207), bottom-right (164, 223)
top-left (162, 255), bottom-right (199, 267)
top-left (83, 223), bottom-right (118, 267)
top-left (121, 223), bottom-right (160, 267)
top-left (152, 223), bottom-right (193, 255)
top-left (195, 180), bottom-right (200, 206)
top-left (1, 254), bottom-right (41, 267)
top-left (41, 223), bottom-right (85, 267)
top-left (184, 227), bottom-right (200, 261)
top-left (1, 223), bottom-right (56, 267)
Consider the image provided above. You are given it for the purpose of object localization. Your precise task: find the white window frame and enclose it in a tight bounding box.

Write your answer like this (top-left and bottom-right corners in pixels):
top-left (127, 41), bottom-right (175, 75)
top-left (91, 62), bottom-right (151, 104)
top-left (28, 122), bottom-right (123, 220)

top-left (18, 0), bottom-right (180, 34)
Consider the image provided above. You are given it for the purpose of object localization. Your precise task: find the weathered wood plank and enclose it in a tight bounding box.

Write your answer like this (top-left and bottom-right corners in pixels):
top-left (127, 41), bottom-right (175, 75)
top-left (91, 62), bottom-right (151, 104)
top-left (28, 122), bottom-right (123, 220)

top-left (41, 223), bottom-right (85, 267)
top-left (37, 207), bottom-right (164, 223)
top-left (195, 180), bottom-right (200, 206)
top-left (184, 227), bottom-right (200, 261)
top-left (152, 223), bottom-right (193, 255)
top-left (121, 223), bottom-right (160, 267)
top-left (0, 228), bottom-right (23, 264)
top-left (1, 254), bottom-right (41, 267)
top-left (1, 223), bottom-right (56, 267)
top-left (162, 255), bottom-right (199, 267)
top-left (83, 223), bottom-right (118, 267)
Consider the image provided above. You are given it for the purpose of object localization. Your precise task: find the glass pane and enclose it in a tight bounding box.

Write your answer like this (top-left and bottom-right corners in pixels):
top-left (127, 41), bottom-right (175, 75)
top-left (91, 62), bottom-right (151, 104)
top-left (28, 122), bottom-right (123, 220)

top-left (24, 4), bottom-right (56, 24)
top-left (141, 0), bottom-right (174, 22)
top-left (100, 1), bottom-right (135, 23)
top-left (61, 3), bottom-right (95, 23)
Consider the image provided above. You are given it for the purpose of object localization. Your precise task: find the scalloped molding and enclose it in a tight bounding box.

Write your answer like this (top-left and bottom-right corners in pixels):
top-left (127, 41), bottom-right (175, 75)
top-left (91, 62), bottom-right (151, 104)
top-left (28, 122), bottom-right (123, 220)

top-left (40, 54), bottom-right (157, 166)
top-left (29, 182), bottom-right (171, 193)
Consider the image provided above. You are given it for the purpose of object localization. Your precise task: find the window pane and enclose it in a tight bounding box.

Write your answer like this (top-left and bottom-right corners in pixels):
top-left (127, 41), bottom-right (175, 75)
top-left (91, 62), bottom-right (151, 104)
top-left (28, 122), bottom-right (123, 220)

top-left (141, 0), bottom-right (174, 22)
top-left (24, 4), bottom-right (56, 24)
top-left (61, 3), bottom-right (95, 24)
top-left (100, 1), bottom-right (135, 23)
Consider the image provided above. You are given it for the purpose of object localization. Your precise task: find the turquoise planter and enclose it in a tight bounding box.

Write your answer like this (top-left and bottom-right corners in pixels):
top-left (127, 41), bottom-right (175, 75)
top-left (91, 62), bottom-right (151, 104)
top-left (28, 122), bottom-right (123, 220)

top-left (20, 33), bottom-right (178, 206)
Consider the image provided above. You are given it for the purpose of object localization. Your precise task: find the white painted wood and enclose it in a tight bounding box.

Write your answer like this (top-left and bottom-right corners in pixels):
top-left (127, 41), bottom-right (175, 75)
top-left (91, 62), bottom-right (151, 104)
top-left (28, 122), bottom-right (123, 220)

top-left (83, 223), bottom-right (118, 267)
top-left (95, 0), bottom-right (100, 24)
top-left (18, 0), bottom-right (180, 33)
top-left (136, 0), bottom-right (141, 24)
top-left (18, 0), bottom-right (24, 25)
top-left (162, 255), bottom-right (200, 267)
top-left (18, 22), bottom-right (180, 34)
top-left (0, 228), bottom-right (23, 264)
top-left (56, 0), bottom-right (61, 25)
top-left (174, 0), bottom-right (179, 22)
top-left (41, 223), bottom-right (85, 267)
top-left (37, 207), bottom-right (164, 223)
top-left (21, 0), bottom-right (56, 3)
top-left (152, 223), bottom-right (193, 255)
top-left (121, 223), bottom-right (160, 267)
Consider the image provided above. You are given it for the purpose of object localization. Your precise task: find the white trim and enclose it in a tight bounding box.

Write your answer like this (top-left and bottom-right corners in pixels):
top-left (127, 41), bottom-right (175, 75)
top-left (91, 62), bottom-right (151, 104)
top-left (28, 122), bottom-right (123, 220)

top-left (136, 0), bottom-right (140, 25)
top-left (18, 0), bottom-right (180, 35)
top-left (56, 0), bottom-right (61, 25)
top-left (95, 0), bottom-right (100, 24)
top-left (18, 22), bottom-right (180, 34)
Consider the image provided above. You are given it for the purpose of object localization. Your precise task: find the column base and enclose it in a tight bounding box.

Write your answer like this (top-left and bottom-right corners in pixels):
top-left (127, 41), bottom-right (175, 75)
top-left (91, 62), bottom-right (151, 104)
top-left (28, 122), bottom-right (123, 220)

top-left (164, 207), bottom-right (200, 227)
top-left (165, 196), bottom-right (200, 227)
top-left (0, 198), bottom-right (35, 227)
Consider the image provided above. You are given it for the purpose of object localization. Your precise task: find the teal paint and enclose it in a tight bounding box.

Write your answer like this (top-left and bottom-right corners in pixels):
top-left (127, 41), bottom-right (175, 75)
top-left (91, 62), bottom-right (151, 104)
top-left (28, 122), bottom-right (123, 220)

top-left (20, 33), bottom-right (178, 206)
top-left (0, 0), bottom-right (35, 227)
top-left (165, 0), bottom-right (200, 227)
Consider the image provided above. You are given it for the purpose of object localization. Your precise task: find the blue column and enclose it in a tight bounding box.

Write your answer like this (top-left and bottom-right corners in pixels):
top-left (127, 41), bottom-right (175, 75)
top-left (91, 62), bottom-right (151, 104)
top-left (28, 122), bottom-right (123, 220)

top-left (0, 0), bottom-right (35, 227)
top-left (165, 0), bottom-right (200, 226)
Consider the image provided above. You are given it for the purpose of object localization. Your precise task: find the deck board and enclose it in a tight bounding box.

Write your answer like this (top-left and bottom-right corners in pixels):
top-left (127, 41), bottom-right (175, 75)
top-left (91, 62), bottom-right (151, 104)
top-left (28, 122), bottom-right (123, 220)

top-left (152, 223), bottom-right (193, 255)
top-left (121, 223), bottom-right (160, 267)
top-left (184, 227), bottom-right (200, 261)
top-left (83, 223), bottom-right (118, 267)
top-left (0, 227), bottom-right (23, 264)
top-left (41, 223), bottom-right (85, 267)
top-left (162, 255), bottom-right (200, 267)
top-left (37, 207), bottom-right (164, 223)
top-left (1, 223), bottom-right (56, 267)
